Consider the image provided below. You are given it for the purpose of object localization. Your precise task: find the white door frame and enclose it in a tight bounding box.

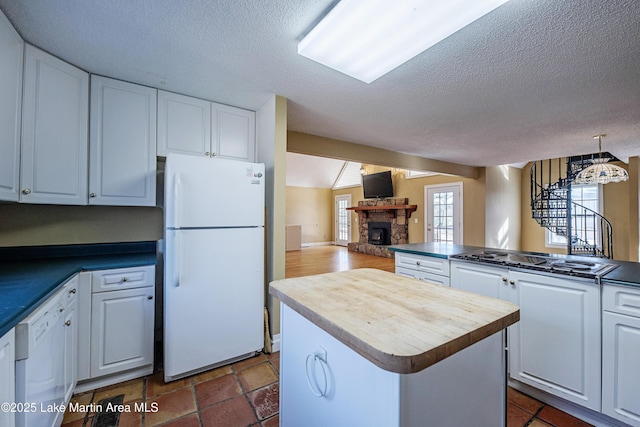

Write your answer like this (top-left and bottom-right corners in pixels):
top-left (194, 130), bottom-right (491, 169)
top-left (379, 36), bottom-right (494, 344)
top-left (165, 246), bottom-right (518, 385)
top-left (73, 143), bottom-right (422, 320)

top-left (335, 194), bottom-right (352, 246)
top-left (424, 183), bottom-right (463, 244)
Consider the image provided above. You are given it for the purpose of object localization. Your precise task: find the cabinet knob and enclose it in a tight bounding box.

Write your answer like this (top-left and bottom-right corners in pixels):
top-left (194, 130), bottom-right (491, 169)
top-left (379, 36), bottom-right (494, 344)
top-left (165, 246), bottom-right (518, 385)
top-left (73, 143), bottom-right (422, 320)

top-left (211, 152), bottom-right (217, 157)
top-left (416, 261), bottom-right (421, 266)
top-left (69, 288), bottom-right (77, 294)
top-left (22, 188), bottom-right (31, 195)
top-left (148, 296), bottom-right (153, 300)
top-left (509, 280), bottom-right (516, 285)
top-left (205, 152), bottom-right (210, 157)
top-left (502, 277), bottom-right (508, 282)
top-left (89, 193), bottom-right (97, 197)
top-left (65, 320), bottom-right (71, 327)
top-left (122, 277), bottom-right (128, 282)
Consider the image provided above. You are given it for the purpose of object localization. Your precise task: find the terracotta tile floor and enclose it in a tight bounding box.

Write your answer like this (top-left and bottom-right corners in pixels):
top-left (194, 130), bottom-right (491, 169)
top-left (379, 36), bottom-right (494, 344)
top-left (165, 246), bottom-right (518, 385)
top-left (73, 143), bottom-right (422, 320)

top-left (61, 352), bottom-right (592, 427)
top-left (61, 352), bottom-right (280, 427)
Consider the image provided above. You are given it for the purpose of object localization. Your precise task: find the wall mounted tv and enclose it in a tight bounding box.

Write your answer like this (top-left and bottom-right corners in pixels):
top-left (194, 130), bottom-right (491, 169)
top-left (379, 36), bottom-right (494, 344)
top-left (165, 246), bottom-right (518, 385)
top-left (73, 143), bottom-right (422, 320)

top-left (362, 170), bottom-right (394, 199)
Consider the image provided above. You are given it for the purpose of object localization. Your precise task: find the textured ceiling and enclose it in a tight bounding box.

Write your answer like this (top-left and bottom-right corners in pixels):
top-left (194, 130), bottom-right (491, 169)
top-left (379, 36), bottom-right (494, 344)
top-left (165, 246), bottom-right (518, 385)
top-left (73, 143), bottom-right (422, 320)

top-left (1, 0), bottom-right (639, 168)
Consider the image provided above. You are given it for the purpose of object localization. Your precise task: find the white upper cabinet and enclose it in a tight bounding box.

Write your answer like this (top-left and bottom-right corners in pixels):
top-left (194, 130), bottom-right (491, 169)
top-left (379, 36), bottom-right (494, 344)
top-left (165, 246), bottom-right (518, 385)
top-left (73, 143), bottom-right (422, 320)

top-left (0, 11), bottom-right (23, 203)
top-left (158, 91), bottom-right (256, 162)
top-left (90, 75), bottom-right (157, 206)
top-left (21, 45), bottom-right (89, 205)
top-left (212, 102), bottom-right (256, 162)
top-left (157, 90), bottom-right (211, 157)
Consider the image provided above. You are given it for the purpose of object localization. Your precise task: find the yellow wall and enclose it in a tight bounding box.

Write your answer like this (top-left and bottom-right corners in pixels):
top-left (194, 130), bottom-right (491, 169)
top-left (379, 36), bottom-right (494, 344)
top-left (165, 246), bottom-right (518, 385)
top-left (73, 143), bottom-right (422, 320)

top-left (286, 186), bottom-right (333, 243)
top-left (0, 204), bottom-right (163, 247)
top-left (330, 166), bottom-right (486, 246)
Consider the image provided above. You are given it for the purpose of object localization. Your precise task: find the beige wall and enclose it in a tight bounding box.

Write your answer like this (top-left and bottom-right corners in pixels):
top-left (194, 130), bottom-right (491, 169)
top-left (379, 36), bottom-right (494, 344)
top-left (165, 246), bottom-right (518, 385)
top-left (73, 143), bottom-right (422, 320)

top-left (0, 204), bottom-right (163, 247)
top-left (286, 186), bottom-right (332, 244)
top-left (330, 166), bottom-right (486, 246)
top-left (520, 158), bottom-right (638, 261)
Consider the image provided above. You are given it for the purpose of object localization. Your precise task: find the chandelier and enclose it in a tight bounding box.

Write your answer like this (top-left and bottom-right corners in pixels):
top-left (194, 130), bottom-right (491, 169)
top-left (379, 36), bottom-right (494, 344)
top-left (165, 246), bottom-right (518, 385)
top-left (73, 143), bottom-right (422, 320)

top-left (574, 134), bottom-right (628, 185)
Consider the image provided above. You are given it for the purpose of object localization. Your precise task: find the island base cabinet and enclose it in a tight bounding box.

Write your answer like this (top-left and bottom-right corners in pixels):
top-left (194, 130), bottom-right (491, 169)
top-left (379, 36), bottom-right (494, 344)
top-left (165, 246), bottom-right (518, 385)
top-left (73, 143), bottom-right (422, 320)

top-left (280, 303), bottom-right (506, 427)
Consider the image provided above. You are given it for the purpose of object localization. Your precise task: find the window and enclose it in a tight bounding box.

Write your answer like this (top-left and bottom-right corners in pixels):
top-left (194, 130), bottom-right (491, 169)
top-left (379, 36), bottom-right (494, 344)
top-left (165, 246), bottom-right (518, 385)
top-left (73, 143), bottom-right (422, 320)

top-left (333, 162), bottom-right (362, 189)
top-left (546, 184), bottom-right (601, 247)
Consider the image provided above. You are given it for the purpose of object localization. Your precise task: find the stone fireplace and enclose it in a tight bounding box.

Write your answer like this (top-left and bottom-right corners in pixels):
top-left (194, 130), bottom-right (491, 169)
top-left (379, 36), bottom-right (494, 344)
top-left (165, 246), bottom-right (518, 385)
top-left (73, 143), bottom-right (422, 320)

top-left (347, 198), bottom-right (415, 258)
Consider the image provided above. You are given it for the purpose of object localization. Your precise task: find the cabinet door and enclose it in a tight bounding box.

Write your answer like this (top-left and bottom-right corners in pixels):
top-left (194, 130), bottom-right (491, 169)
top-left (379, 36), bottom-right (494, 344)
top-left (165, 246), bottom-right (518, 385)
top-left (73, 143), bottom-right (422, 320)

top-left (91, 286), bottom-right (154, 378)
top-left (450, 262), bottom-right (508, 299)
top-left (0, 11), bottom-right (23, 203)
top-left (63, 292), bottom-right (78, 404)
top-left (157, 90), bottom-right (211, 157)
top-left (395, 253), bottom-right (450, 277)
top-left (211, 102), bottom-right (255, 162)
top-left (89, 75), bottom-right (156, 206)
top-left (21, 44), bottom-right (89, 205)
top-left (0, 329), bottom-right (15, 427)
top-left (508, 271), bottom-right (601, 411)
top-left (602, 311), bottom-right (640, 426)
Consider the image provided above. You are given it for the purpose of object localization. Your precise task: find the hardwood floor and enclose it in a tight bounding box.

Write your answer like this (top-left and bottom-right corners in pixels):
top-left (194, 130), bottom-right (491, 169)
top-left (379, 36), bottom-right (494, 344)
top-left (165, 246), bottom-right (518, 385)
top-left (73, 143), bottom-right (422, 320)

top-left (285, 245), bottom-right (395, 278)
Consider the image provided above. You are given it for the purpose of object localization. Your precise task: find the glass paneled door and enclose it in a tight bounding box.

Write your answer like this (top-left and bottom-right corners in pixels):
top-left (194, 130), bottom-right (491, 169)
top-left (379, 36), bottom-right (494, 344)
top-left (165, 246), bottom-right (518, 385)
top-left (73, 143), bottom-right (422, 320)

top-left (425, 183), bottom-right (462, 244)
top-left (335, 195), bottom-right (351, 246)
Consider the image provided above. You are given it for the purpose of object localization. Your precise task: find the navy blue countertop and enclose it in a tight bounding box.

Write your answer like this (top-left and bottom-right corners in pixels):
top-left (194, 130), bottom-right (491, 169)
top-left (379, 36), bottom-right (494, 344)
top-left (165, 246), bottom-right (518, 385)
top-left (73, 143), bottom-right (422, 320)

top-left (389, 243), bottom-right (640, 288)
top-left (0, 242), bottom-right (157, 338)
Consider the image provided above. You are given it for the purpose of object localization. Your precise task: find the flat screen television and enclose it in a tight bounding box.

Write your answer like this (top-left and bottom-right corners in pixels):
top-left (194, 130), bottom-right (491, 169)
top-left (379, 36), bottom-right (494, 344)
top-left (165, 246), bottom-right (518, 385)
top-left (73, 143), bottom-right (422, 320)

top-left (362, 170), bottom-right (393, 199)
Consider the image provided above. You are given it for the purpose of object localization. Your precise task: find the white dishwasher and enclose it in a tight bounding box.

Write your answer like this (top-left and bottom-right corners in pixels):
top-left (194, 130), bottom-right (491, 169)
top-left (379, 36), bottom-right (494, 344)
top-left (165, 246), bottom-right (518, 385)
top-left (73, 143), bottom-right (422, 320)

top-left (15, 286), bottom-right (66, 427)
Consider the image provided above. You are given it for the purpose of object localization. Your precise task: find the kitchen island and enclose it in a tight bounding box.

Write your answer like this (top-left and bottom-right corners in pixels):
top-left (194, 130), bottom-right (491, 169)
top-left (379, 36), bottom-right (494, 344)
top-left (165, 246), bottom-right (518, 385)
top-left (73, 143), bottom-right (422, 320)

top-left (270, 268), bottom-right (520, 427)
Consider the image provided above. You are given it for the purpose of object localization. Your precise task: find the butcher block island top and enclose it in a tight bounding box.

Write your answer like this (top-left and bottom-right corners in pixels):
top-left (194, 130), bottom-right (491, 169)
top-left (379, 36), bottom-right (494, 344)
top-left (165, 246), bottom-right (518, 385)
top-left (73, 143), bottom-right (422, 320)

top-left (269, 268), bottom-right (520, 374)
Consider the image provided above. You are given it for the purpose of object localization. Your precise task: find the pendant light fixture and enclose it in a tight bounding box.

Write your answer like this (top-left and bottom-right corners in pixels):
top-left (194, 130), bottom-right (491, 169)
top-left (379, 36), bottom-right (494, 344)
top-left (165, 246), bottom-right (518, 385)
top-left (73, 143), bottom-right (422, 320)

top-left (574, 134), bottom-right (628, 184)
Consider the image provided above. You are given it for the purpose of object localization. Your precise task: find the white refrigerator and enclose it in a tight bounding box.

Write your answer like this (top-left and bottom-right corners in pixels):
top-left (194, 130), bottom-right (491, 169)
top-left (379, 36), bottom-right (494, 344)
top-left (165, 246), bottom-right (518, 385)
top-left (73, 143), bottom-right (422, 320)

top-left (163, 153), bottom-right (265, 382)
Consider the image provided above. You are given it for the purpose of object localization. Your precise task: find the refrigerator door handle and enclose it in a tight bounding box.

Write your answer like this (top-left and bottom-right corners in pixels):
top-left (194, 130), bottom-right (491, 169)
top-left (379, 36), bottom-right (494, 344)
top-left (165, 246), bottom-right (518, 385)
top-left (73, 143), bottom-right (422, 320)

top-left (175, 232), bottom-right (182, 287)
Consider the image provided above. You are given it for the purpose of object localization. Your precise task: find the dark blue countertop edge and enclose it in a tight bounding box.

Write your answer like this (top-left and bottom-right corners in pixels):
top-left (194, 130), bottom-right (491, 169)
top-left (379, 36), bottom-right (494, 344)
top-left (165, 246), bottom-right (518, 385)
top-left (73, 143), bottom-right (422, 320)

top-left (388, 243), bottom-right (640, 289)
top-left (0, 242), bottom-right (157, 338)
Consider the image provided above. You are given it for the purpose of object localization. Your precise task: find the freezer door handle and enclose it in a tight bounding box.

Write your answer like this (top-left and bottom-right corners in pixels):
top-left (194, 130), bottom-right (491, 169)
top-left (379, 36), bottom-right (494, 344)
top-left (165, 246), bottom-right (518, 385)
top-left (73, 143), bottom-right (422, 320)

top-left (173, 172), bottom-right (182, 228)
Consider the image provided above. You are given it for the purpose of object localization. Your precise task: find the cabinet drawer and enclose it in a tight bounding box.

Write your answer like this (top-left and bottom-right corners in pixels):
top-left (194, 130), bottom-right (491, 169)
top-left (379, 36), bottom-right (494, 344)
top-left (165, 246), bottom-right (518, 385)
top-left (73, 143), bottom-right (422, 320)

top-left (91, 265), bottom-right (155, 293)
top-left (603, 284), bottom-right (640, 317)
top-left (395, 253), bottom-right (449, 276)
top-left (396, 267), bottom-right (450, 286)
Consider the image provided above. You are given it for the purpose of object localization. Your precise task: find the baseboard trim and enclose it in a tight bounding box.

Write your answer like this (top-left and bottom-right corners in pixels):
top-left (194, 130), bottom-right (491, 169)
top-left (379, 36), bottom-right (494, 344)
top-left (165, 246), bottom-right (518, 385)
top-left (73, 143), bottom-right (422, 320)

top-left (271, 333), bottom-right (281, 353)
top-left (301, 242), bottom-right (334, 247)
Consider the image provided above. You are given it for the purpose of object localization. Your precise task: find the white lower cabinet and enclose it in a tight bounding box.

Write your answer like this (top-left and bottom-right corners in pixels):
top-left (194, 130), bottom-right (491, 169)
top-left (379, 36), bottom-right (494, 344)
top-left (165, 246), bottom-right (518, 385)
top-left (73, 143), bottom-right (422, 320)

top-left (62, 276), bottom-right (79, 404)
top-left (508, 271), bottom-right (601, 411)
top-left (0, 328), bottom-right (15, 427)
top-left (451, 262), bottom-right (601, 412)
top-left (280, 303), bottom-right (506, 427)
top-left (77, 265), bottom-right (155, 390)
top-left (394, 253), bottom-right (450, 286)
top-left (602, 284), bottom-right (640, 427)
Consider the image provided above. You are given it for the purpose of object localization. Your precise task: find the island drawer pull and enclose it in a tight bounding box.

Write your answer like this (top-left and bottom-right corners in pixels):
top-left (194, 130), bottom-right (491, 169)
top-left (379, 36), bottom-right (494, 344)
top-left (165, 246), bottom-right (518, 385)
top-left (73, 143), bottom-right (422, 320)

top-left (305, 347), bottom-right (328, 397)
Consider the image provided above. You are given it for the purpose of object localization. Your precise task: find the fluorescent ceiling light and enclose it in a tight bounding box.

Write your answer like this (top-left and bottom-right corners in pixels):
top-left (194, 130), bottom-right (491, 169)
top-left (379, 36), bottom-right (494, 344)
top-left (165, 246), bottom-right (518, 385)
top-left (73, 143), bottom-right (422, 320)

top-left (298, 0), bottom-right (511, 83)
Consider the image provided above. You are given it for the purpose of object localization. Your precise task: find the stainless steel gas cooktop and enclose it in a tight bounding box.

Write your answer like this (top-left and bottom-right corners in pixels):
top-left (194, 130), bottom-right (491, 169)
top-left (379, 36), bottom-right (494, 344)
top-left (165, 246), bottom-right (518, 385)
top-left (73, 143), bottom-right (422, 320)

top-left (450, 250), bottom-right (618, 281)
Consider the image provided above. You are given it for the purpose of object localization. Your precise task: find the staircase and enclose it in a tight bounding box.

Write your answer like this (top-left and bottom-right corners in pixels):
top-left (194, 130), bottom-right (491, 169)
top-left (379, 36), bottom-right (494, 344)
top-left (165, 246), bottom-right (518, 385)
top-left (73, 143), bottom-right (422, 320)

top-left (530, 159), bottom-right (613, 258)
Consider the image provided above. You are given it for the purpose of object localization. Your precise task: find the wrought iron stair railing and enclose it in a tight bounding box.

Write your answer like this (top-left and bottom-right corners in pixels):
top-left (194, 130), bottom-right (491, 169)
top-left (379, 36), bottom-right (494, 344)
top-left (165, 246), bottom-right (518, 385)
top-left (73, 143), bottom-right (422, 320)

top-left (530, 159), bottom-right (613, 258)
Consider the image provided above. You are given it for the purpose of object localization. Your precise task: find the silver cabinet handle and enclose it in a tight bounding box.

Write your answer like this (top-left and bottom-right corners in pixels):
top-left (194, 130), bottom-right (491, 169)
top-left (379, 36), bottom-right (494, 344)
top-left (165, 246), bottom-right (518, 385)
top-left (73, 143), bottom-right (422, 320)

top-left (122, 277), bottom-right (128, 282)
top-left (22, 188), bottom-right (31, 194)
top-left (148, 295), bottom-right (153, 300)
top-left (205, 152), bottom-right (210, 157)
top-left (89, 193), bottom-right (97, 198)
top-left (502, 277), bottom-right (508, 282)
top-left (65, 320), bottom-right (71, 327)
top-left (69, 289), bottom-right (77, 294)
top-left (509, 280), bottom-right (516, 285)
top-left (211, 152), bottom-right (217, 157)
top-left (305, 347), bottom-right (328, 397)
